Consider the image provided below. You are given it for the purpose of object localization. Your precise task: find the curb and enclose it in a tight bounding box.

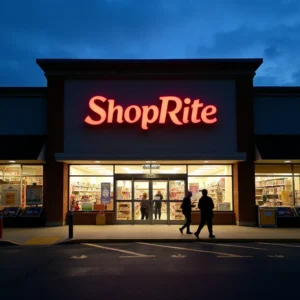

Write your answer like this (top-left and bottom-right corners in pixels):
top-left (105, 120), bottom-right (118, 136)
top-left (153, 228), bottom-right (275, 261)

top-left (56, 238), bottom-right (300, 245)
top-left (0, 240), bottom-right (21, 246)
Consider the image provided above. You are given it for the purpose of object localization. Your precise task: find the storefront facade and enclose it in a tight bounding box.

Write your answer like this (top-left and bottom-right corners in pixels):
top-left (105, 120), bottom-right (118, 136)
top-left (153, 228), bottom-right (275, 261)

top-left (1, 58), bottom-right (299, 227)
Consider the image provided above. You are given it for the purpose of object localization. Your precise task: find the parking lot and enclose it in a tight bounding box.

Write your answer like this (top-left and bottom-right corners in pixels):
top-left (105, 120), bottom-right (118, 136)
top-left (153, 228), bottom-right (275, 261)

top-left (1, 242), bottom-right (300, 299)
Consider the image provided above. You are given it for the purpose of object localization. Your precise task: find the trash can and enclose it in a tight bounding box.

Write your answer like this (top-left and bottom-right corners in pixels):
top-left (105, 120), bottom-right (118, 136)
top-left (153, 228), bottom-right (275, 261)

top-left (258, 207), bottom-right (277, 227)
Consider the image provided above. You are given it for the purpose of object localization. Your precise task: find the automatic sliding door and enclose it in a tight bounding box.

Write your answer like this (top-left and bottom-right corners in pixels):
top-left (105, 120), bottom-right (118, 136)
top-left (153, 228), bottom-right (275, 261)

top-left (169, 180), bottom-right (186, 223)
top-left (116, 180), bottom-right (132, 223)
top-left (152, 180), bottom-right (168, 223)
top-left (133, 181), bottom-right (150, 223)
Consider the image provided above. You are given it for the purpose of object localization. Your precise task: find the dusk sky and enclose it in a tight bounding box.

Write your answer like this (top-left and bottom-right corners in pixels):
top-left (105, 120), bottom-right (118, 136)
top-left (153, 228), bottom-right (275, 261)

top-left (1, 0), bottom-right (300, 87)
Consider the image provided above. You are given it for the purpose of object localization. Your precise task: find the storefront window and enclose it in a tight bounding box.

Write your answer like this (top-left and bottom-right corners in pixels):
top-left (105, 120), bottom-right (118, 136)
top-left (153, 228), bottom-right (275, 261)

top-left (293, 166), bottom-right (300, 207)
top-left (70, 165), bottom-right (113, 176)
top-left (151, 165), bottom-right (186, 174)
top-left (0, 165), bottom-right (43, 208)
top-left (69, 176), bottom-right (114, 211)
top-left (255, 165), bottom-right (293, 207)
top-left (114, 165), bottom-right (150, 174)
top-left (188, 165), bottom-right (233, 211)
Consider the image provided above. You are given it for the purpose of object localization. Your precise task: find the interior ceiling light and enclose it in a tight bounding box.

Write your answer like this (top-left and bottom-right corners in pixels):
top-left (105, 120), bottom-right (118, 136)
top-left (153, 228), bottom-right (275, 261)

top-left (95, 161), bottom-right (100, 163)
top-left (204, 161), bottom-right (210, 163)
top-left (284, 160), bottom-right (291, 163)
top-left (9, 160), bottom-right (16, 163)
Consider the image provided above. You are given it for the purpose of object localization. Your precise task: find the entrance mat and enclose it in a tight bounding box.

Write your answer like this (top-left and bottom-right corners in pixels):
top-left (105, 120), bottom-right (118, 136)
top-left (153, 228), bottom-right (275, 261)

top-left (23, 236), bottom-right (63, 245)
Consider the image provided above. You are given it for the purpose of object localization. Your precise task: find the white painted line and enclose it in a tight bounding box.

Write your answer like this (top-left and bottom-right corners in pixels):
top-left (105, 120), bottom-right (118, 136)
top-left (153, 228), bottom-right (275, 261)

top-left (137, 242), bottom-right (250, 258)
top-left (202, 243), bottom-right (268, 251)
top-left (217, 256), bottom-right (253, 258)
top-left (267, 255), bottom-right (284, 258)
top-left (119, 255), bottom-right (156, 258)
top-left (171, 254), bottom-right (186, 258)
top-left (71, 255), bottom-right (87, 259)
top-left (257, 242), bottom-right (300, 248)
top-left (82, 243), bottom-right (151, 257)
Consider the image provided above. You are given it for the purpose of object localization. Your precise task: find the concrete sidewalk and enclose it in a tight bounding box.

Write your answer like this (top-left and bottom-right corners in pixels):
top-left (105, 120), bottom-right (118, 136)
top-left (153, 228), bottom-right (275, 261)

top-left (1, 225), bottom-right (300, 245)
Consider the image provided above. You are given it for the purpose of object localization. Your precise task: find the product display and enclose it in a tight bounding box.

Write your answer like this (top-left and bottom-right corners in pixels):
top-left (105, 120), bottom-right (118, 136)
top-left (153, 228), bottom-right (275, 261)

top-left (170, 202), bottom-right (184, 220)
top-left (117, 202), bottom-right (131, 220)
top-left (255, 177), bottom-right (293, 207)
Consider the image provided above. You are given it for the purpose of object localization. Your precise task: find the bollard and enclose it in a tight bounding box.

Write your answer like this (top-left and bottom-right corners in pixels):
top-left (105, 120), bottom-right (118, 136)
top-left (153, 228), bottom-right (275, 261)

top-left (0, 212), bottom-right (3, 239)
top-left (68, 211), bottom-right (73, 239)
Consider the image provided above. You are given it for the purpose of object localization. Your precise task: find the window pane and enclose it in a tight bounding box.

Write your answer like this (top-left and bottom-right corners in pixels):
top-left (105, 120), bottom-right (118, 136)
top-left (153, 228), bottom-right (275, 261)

top-left (70, 165), bottom-right (113, 176)
top-left (116, 180), bottom-right (132, 200)
top-left (188, 165), bottom-right (232, 176)
top-left (255, 165), bottom-right (292, 175)
top-left (255, 176), bottom-right (293, 207)
top-left (0, 183), bottom-right (21, 207)
top-left (0, 165), bottom-right (21, 177)
top-left (22, 177), bottom-right (43, 207)
top-left (170, 202), bottom-right (185, 220)
top-left (133, 181), bottom-right (149, 200)
top-left (188, 177), bottom-right (233, 211)
top-left (22, 165), bottom-right (43, 176)
top-left (117, 202), bottom-right (132, 220)
top-left (169, 180), bottom-right (185, 200)
top-left (151, 165), bottom-right (186, 174)
top-left (114, 165), bottom-right (150, 174)
top-left (69, 176), bottom-right (114, 211)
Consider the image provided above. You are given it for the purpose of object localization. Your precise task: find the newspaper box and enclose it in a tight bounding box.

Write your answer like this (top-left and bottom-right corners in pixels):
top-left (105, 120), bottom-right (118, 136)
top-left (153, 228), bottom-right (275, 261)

top-left (258, 207), bottom-right (277, 227)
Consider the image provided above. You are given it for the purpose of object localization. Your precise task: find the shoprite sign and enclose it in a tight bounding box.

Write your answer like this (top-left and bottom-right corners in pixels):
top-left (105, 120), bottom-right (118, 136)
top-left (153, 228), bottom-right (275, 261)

top-left (84, 95), bottom-right (218, 130)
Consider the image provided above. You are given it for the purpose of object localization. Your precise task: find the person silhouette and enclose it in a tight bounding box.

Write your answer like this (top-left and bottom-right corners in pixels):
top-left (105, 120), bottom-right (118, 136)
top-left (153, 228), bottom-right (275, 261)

top-left (194, 189), bottom-right (215, 238)
top-left (179, 191), bottom-right (195, 234)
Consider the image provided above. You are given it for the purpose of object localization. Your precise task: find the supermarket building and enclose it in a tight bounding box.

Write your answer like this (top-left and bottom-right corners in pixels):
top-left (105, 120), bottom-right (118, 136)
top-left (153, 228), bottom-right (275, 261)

top-left (0, 58), bottom-right (300, 227)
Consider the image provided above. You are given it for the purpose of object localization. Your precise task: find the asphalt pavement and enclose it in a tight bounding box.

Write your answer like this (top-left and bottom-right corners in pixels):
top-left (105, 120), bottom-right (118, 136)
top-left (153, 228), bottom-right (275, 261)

top-left (1, 242), bottom-right (300, 300)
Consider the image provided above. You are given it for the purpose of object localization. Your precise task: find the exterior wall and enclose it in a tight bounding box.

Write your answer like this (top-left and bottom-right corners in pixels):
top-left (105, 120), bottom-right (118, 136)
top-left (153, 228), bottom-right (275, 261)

top-left (43, 79), bottom-right (68, 226)
top-left (254, 96), bottom-right (300, 135)
top-left (234, 78), bottom-right (256, 226)
top-left (0, 96), bottom-right (46, 135)
top-left (63, 79), bottom-right (238, 159)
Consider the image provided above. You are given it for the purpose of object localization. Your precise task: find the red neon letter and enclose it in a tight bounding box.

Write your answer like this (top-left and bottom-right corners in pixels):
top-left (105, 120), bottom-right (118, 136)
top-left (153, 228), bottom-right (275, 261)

top-left (159, 96), bottom-right (183, 125)
top-left (124, 105), bottom-right (142, 123)
top-left (107, 99), bottom-right (124, 124)
top-left (201, 105), bottom-right (217, 124)
top-left (84, 96), bottom-right (107, 125)
top-left (141, 105), bottom-right (160, 130)
top-left (183, 98), bottom-right (192, 124)
top-left (190, 99), bottom-right (204, 123)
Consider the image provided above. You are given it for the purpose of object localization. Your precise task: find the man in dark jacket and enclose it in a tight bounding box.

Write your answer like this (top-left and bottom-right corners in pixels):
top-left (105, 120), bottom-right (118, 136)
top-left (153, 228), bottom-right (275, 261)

top-left (179, 191), bottom-right (195, 234)
top-left (194, 189), bottom-right (215, 238)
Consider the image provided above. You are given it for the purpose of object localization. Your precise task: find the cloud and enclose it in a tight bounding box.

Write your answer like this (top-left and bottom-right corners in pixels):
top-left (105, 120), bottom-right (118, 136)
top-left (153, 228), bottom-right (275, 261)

top-left (0, 0), bottom-right (300, 86)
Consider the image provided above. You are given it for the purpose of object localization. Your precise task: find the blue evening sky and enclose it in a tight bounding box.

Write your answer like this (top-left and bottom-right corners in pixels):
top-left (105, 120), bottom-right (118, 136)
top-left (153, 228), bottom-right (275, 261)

top-left (0, 0), bottom-right (299, 87)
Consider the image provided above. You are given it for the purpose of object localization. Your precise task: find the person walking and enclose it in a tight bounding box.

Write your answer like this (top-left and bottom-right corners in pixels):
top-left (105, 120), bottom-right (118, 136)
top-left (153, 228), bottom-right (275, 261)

top-left (179, 191), bottom-right (195, 235)
top-left (194, 189), bottom-right (215, 238)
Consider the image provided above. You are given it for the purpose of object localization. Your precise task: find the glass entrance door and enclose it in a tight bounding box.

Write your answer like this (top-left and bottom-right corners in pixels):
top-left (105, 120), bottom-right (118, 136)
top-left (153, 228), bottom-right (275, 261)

top-left (115, 176), bottom-right (187, 224)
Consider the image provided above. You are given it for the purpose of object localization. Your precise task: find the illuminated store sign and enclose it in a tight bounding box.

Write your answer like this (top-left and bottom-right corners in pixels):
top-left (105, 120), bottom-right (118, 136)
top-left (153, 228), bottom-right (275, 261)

top-left (84, 95), bottom-right (218, 130)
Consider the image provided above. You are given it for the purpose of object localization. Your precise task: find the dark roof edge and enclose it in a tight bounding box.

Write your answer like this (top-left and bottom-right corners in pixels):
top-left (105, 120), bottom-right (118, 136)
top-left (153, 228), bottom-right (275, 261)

top-left (254, 86), bottom-right (300, 97)
top-left (36, 58), bottom-right (263, 78)
top-left (0, 87), bottom-right (47, 97)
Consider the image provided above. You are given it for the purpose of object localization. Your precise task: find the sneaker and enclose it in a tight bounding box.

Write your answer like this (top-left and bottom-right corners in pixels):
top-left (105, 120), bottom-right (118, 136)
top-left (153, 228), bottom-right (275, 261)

top-left (209, 234), bottom-right (216, 238)
top-left (186, 232), bottom-right (193, 235)
top-left (179, 228), bottom-right (183, 234)
top-left (194, 233), bottom-right (199, 239)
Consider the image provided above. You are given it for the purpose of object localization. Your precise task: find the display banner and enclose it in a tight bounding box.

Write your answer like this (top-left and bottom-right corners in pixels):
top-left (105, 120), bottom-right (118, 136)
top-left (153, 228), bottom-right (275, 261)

top-left (1, 184), bottom-right (20, 206)
top-left (101, 182), bottom-right (111, 204)
top-left (26, 185), bottom-right (43, 205)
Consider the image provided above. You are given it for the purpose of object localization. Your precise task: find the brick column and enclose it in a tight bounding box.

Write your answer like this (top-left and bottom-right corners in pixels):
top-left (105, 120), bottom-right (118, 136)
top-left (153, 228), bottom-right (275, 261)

top-left (43, 78), bottom-right (68, 226)
top-left (233, 77), bottom-right (256, 226)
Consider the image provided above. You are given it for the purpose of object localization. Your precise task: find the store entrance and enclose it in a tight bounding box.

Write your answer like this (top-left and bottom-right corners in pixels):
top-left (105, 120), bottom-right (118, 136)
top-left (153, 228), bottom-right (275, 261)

top-left (115, 175), bottom-right (187, 224)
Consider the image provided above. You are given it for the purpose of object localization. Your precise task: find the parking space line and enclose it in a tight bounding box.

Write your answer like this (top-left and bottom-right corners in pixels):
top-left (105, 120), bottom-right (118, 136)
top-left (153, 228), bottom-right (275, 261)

top-left (137, 242), bottom-right (252, 258)
top-left (82, 243), bottom-right (155, 258)
top-left (257, 242), bottom-right (300, 248)
top-left (202, 243), bottom-right (268, 250)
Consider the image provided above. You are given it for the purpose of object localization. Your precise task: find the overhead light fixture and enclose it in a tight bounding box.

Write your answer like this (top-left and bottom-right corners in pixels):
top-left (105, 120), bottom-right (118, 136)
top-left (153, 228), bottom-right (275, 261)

top-left (9, 160), bottom-right (16, 163)
top-left (204, 161), bottom-right (210, 163)
top-left (146, 161), bottom-right (150, 163)
top-left (152, 161), bottom-right (157, 163)
top-left (143, 164), bottom-right (160, 169)
top-left (284, 160), bottom-right (291, 163)
top-left (95, 161), bottom-right (100, 163)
